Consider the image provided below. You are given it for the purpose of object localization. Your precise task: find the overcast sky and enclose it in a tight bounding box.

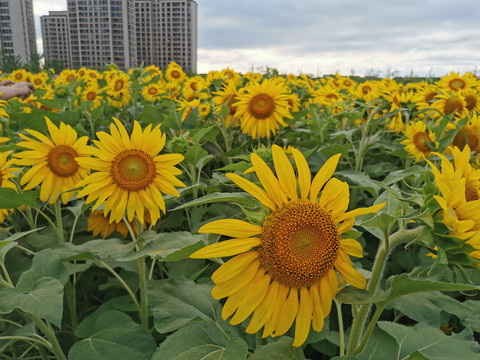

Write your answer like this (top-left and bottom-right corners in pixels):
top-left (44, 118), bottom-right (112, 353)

top-left (33, 0), bottom-right (480, 77)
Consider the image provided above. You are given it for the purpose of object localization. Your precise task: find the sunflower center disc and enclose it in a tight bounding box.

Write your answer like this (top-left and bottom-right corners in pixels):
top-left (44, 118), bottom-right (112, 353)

top-left (444, 98), bottom-right (464, 115)
top-left (171, 70), bottom-right (181, 79)
top-left (86, 91), bottom-right (96, 101)
top-left (258, 199), bottom-right (340, 288)
top-left (47, 145), bottom-right (80, 177)
top-left (249, 94), bottom-right (275, 119)
top-left (413, 132), bottom-right (432, 153)
top-left (449, 79), bottom-right (465, 90)
top-left (115, 80), bottom-right (124, 91)
top-left (111, 149), bottom-right (156, 191)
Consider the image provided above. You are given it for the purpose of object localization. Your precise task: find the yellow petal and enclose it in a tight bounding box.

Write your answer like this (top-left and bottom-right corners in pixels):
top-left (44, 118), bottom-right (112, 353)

top-left (262, 282), bottom-right (290, 338)
top-left (211, 251), bottom-right (258, 283)
top-left (251, 153), bottom-right (288, 208)
top-left (190, 238), bottom-right (260, 259)
top-left (245, 280), bottom-right (281, 334)
top-left (339, 238), bottom-right (363, 258)
top-left (292, 148), bottom-right (311, 200)
top-left (319, 178), bottom-right (350, 221)
top-left (272, 145), bottom-right (298, 200)
top-left (310, 154), bottom-right (341, 202)
top-left (309, 285), bottom-right (324, 332)
top-left (273, 288), bottom-right (298, 336)
top-left (335, 251), bottom-right (366, 289)
top-left (198, 219), bottom-right (263, 238)
top-left (226, 173), bottom-right (276, 211)
top-left (211, 259), bottom-right (260, 299)
top-left (293, 287), bottom-right (313, 347)
top-left (230, 270), bottom-right (270, 325)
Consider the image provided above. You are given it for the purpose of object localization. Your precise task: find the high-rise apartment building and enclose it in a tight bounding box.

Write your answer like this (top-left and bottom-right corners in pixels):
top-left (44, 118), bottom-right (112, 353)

top-left (41, 11), bottom-right (72, 68)
top-left (0, 0), bottom-right (37, 63)
top-left (41, 0), bottom-right (197, 72)
top-left (135, 0), bottom-right (197, 72)
top-left (66, 0), bottom-right (137, 70)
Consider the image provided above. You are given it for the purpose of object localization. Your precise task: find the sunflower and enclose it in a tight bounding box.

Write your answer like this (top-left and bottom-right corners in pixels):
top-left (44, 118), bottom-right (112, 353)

top-left (353, 80), bottom-right (382, 102)
top-left (9, 69), bottom-right (29, 83)
top-left (82, 83), bottom-right (103, 110)
top-left (429, 93), bottom-right (469, 121)
top-left (55, 69), bottom-right (77, 85)
top-left (429, 146), bottom-right (480, 262)
top-left (87, 210), bottom-right (148, 239)
top-left (142, 82), bottom-right (164, 103)
top-left (0, 150), bottom-right (20, 223)
top-left (164, 62), bottom-right (186, 83)
top-left (31, 72), bottom-right (49, 89)
top-left (212, 80), bottom-right (240, 128)
top-left (452, 114), bottom-right (480, 153)
top-left (461, 88), bottom-right (480, 113)
top-left (234, 79), bottom-right (293, 139)
top-left (106, 72), bottom-right (131, 97)
top-left (14, 117), bottom-right (90, 204)
top-left (400, 121), bottom-right (437, 162)
top-left (437, 72), bottom-right (477, 92)
top-left (107, 91), bottom-right (131, 108)
top-left (190, 145), bottom-right (385, 346)
top-left (76, 118), bottom-right (185, 225)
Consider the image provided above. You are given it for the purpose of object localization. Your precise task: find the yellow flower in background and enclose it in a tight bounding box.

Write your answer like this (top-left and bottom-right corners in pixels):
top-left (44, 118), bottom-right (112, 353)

top-left (142, 82), bottom-right (164, 103)
top-left (31, 72), bottom-right (49, 89)
top-left (191, 145), bottom-right (384, 347)
top-left (108, 91), bottom-right (131, 108)
top-left (430, 93), bottom-right (469, 121)
top-left (437, 72), bottom-right (477, 92)
top-left (14, 117), bottom-right (91, 204)
top-left (0, 150), bottom-right (21, 223)
top-left (164, 62), bottom-right (186, 83)
top-left (429, 146), bottom-right (480, 261)
top-left (400, 121), bottom-right (437, 162)
top-left (87, 210), bottom-right (149, 239)
top-left (452, 114), bottom-right (480, 153)
top-left (106, 71), bottom-right (131, 97)
top-left (82, 83), bottom-right (103, 110)
top-left (234, 79), bottom-right (293, 139)
top-left (9, 69), bottom-right (29, 83)
top-left (212, 80), bottom-right (240, 128)
top-left (76, 118), bottom-right (185, 225)
top-left (55, 69), bottom-right (77, 85)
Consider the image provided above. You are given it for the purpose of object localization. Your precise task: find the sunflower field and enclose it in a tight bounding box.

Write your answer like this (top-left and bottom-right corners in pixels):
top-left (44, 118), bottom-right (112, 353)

top-left (0, 63), bottom-right (480, 360)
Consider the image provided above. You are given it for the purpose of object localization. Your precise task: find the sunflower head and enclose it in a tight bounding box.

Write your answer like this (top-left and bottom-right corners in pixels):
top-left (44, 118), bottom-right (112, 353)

top-left (191, 145), bottom-right (385, 346)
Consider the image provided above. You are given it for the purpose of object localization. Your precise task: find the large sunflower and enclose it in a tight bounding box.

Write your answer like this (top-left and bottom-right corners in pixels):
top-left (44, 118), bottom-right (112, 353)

top-left (0, 150), bottom-right (20, 223)
top-left (76, 118), bottom-right (185, 225)
top-left (190, 145), bottom-right (384, 346)
top-left (234, 79), bottom-right (293, 139)
top-left (400, 121), bottom-right (437, 162)
top-left (428, 146), bottom-right (480, 261)
top-left (14, 117), bottom-right (90, 204)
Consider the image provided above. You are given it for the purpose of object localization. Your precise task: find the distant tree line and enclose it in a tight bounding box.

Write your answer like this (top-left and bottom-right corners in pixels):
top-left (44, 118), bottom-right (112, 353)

top-left (0, 51), bottom-right (66, 74)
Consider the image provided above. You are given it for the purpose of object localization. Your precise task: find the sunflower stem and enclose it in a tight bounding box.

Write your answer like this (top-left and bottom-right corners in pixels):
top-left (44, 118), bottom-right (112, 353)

top-left (136, 257), bottom-right (149, 329)
top-left (30, 317), bottom-right (66, 360)
top-left (53, 201), bottom-right (64, 243)
top-left (346, 226), bottom-right (424, 356)
top-left (335, 300), bottom-right (345, 357)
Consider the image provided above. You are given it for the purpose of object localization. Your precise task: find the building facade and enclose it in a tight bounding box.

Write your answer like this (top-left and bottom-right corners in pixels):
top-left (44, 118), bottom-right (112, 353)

top-left (41, 0), bottom-right (197, 72)
top-left (66, 0), bottom-right (137, 70)
top-left (0, 0), bottom-right (37, 63)
top-left (41, 11), bottom-right (72, 68)
top-left (135, 0), bottom-right (197, 72)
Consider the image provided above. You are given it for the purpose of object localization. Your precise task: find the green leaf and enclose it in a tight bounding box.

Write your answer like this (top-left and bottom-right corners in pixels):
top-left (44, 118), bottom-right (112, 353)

top-left (171, 192), bottom-right (256, 211)
top-left (382, 165), bottom-right (427, 185)
top-left (376, 273), bottom-right (480, 308)
top-left (0, 188), bottom-right (40, 208)
top-left (52, 238), bottom-right (135, 261)
top-left (248, 337), bottom-right (306, 360)
top-left (335, 286), bottom-right (372, 305)
top-left (151, 326), bottom-right (225, 360)
top-left (69, 310), bottom-right (156, 360)
top-left (389, 291), bottom-right (480, 331)
top-left (0, 277), bottom-right (64, 327)
top-left (148, 277), bottom-right (216, 333)
top-left (376, 322), bottom-right (480, 360)
top-left (117, 232), bottom-right (208, 261)
top-left (356, 327), bottom-right (398, 360)
top-left (336, 170), bottom-right (379, 197)
top-left (16, 249), bottom-right (69, 289)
